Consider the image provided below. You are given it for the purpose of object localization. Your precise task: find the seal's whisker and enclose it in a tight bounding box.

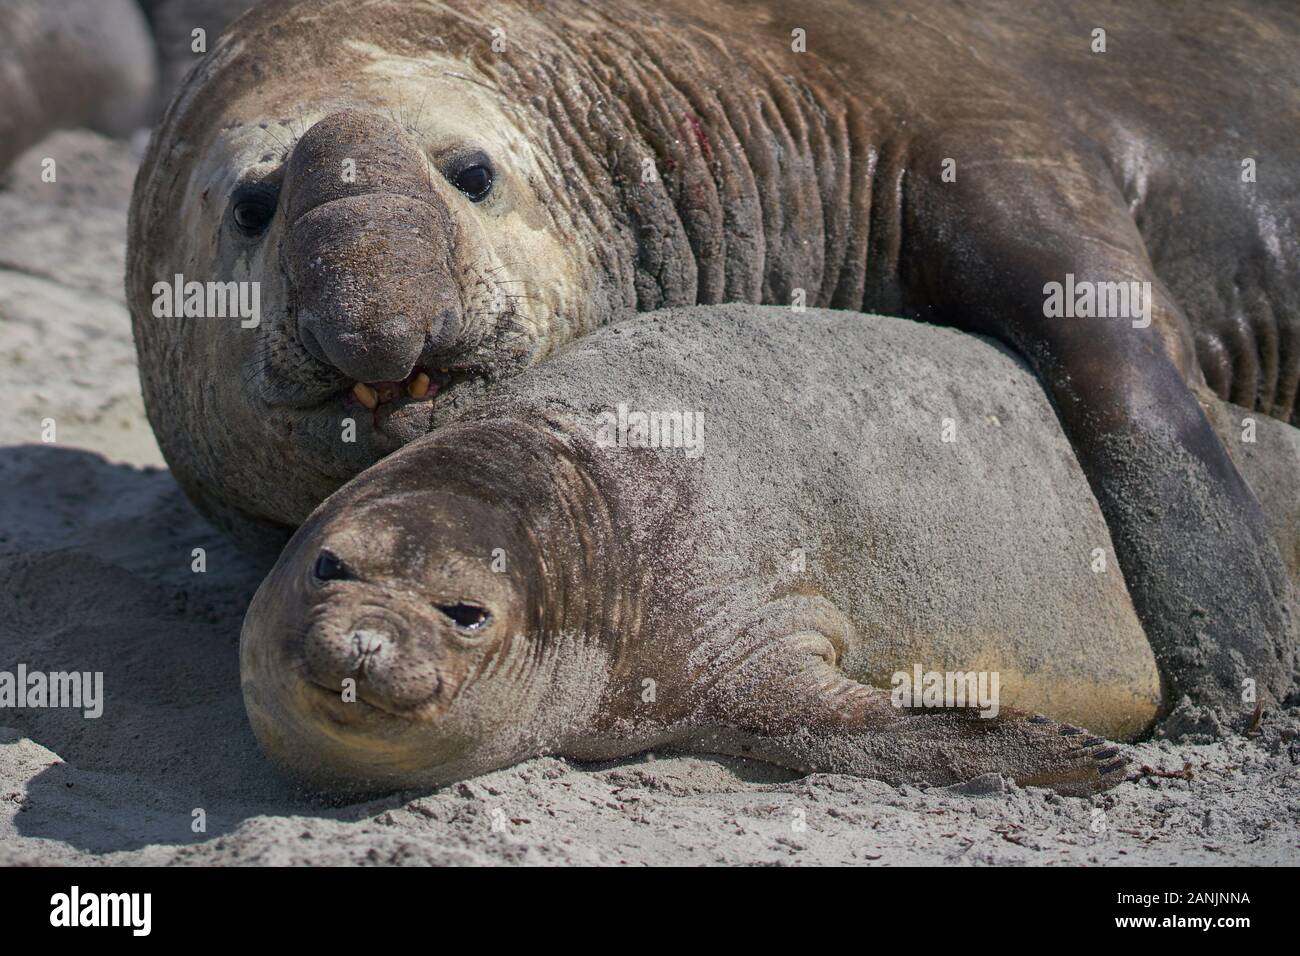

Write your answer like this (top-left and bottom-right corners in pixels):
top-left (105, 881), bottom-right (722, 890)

top-left (412, 88), bottom-right (431, 133)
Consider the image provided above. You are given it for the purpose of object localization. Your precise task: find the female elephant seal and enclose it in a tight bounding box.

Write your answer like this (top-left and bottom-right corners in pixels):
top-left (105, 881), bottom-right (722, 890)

top-left (242, 306), bottom-right (1150, 796)
top-left (137, 0), bottom-right (1299, 719)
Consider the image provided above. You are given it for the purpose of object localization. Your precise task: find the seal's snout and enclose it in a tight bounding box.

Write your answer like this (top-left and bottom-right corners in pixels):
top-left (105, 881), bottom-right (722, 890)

top-left (302, 609), bottom-right (444, 715)
top-left (241, 489), bottom-right (539, 794)
top-left (281, 109), bottom-right (461, 385)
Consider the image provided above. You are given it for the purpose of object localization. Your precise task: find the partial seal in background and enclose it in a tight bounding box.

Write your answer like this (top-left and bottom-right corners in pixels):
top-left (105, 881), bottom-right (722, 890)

top-left (0, 0), bottom-right (158, 172)
top-left (137, 0), bottom-right (259, 110)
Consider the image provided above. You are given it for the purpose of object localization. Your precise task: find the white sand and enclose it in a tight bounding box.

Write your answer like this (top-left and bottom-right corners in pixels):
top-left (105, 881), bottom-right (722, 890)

top-left (0, 130), bottom-right (1296, 866)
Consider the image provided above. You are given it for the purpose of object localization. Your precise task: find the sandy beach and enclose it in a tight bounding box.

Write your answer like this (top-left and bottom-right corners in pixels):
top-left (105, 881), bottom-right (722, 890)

top-left (0, 130), bottom-right (1296, 865)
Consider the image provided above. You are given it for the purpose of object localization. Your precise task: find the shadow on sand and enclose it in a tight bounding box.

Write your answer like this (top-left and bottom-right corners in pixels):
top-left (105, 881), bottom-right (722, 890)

top-left (0, 445), bottom-right (401, 852)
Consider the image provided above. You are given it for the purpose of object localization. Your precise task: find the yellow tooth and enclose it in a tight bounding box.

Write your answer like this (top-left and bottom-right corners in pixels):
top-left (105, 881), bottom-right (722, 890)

top-left (438, 367), bottom-right (449, 373)
top-left (408, 372), bottom-right (431, 399)
top-left (352, 382), bottom-right (378, 410)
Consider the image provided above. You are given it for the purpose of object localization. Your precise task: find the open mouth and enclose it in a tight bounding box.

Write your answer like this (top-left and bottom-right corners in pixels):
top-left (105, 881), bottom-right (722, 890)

top-left (348, 366), bottom-right (455, 411)
top-left (259, 360), bottom-right (487, 466)
top-left (337, 365), bottom-right (486, 433)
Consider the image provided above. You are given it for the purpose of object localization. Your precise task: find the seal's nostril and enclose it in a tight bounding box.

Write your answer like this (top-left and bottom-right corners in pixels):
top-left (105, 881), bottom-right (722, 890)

top-left (350, 629), bottom-right (387, 672)
top-left (297, 314), bottom-right (329, 365)
top-left (353, 631), bottom-right (381, 651)
top-left (291, 295), bottom-right (426, 384)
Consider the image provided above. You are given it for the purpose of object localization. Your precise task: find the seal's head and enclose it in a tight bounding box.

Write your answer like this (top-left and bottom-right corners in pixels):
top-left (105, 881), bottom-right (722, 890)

top-left (239, 428), bottom-right (618, 795)
top-left (128, 0), bottom-right (625, 548)
top-left (241, 489), bottom-right (527, 792)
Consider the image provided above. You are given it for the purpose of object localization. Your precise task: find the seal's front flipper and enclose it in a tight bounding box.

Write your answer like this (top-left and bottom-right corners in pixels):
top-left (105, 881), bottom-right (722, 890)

top-left (696, 622), bottom-right (1128, 796)
top-left (723, 674), bottom-right (1128, 796)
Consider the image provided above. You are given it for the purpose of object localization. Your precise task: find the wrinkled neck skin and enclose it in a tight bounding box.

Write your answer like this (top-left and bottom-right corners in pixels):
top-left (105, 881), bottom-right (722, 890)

top-left (531, 10), bottom-right (900, 322)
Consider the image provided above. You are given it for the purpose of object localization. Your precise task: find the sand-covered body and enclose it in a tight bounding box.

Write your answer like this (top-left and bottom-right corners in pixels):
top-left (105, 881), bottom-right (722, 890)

top-left (445, 306), bottom-right (1166, 738)
top-left (245, 306), bottom-right (1219, 795)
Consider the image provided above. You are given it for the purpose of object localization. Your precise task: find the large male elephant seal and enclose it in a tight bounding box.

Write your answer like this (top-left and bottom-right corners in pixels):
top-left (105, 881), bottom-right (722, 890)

top-left (0, 0), bottom-right (158, 172)
top-left (132, 0), bottom-right (1300, 719)
top-left (242, 306), bottom-right (1157, 797)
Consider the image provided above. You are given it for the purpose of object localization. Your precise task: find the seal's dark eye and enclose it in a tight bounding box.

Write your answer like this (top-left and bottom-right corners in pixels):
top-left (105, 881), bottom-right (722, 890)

top-left (437, 602), bottom-right (491, 630)
top-left (313, 549), bottom-right (354, 582)
top-left (451, 163), bottom-right (493, 202)
top-left (231, 185), bottom-right (277, 235)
